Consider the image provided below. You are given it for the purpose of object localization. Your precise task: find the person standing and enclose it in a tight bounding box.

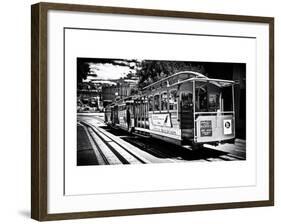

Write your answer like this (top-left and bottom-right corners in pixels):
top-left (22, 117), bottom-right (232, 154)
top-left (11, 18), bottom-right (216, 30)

top-left (126, 106), bottom-right (131, 129)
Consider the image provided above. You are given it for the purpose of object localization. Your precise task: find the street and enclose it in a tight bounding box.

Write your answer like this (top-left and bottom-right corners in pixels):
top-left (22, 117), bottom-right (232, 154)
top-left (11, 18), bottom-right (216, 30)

top-left (77, 113), bottom-right (246, 166)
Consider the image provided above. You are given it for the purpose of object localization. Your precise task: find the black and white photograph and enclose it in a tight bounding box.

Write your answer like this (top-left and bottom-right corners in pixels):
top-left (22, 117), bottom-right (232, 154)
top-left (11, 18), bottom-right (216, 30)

top-left (29, 2), bottom-right (274, 220)
top-left (77, 58), bottom-right (246, 166)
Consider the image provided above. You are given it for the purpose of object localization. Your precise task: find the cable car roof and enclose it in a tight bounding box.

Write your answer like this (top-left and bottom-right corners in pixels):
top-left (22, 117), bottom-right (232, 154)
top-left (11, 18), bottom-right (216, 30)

top-left (142, 70), bottom-right (235, 90)
top-left (105, 71), bottom-right (236, 109)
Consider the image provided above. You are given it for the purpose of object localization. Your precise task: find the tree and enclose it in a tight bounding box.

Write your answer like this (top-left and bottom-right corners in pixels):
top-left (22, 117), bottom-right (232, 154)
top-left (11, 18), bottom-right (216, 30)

top-left (77, 60), bottom-right (91, 84)
top-left (136, 60), bottom-right (206, 89)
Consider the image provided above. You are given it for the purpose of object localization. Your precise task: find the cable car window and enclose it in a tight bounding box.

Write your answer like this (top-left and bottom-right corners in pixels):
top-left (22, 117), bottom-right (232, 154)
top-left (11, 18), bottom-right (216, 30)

top-left (195, 85), bottom-right (208, 112)
top-left (181, 92), bottom-right (193, 111)
top-left (222, 86), bottom-right (233, 111)
top-left (169, 90), bottom-right (178, 110)
top-left (161, 92), bottom-right (168, 111)
top-left (154, 94), bottom-right (160, 111)
top-left (148, 96), bottom-right (153, 111)
top-left (208, 93), bottom-right (220, 111)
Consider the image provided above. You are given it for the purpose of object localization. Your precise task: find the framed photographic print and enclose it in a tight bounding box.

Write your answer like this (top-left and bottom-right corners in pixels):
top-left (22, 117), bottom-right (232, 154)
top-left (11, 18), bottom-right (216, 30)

top-left (31, 2), bottom-right (274, 221)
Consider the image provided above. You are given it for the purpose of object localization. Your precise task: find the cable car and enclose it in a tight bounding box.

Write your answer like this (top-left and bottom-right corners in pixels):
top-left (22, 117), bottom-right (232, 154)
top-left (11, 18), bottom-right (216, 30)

top-left (105, 71), bottom-right (236, 149)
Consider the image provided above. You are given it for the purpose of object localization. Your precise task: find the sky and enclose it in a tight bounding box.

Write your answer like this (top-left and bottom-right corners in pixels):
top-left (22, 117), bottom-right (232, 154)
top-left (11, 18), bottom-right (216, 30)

top-left (84, 61), bottom-right (138, 82)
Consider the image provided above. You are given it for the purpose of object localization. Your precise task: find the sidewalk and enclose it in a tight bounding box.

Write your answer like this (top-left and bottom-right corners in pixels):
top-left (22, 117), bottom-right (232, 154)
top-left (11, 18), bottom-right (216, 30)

top-left (77, 123), bottom-right (99, 165)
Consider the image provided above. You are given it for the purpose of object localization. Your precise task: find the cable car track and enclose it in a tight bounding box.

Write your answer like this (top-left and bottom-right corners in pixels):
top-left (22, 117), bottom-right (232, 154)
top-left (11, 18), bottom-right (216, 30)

top-left (85, 118), bottom-right (175, 160)
top-left (123, 136), bottom-right (182, 160)
top-left (87, 129), bottom-right (110, 165)
top-left (81, 121), bottom-right (147, 165)
top-left (88, 125), bottom-right (130, 165)
top-left (124, 134), bottom-right (245, 162)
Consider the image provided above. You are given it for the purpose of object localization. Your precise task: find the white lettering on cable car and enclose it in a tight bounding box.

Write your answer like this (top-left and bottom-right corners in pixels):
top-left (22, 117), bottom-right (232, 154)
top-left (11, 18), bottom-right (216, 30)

top-left (150, 127), bottom-right (178, 135)
top-left (151, 114), bottom-right (172, 127)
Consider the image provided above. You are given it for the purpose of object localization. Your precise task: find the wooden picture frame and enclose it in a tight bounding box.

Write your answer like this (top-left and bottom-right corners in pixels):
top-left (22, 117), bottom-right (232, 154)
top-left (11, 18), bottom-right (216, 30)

top-left (31, 2), bottom-right (274, 221)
